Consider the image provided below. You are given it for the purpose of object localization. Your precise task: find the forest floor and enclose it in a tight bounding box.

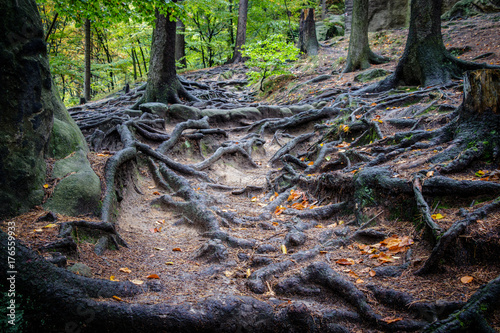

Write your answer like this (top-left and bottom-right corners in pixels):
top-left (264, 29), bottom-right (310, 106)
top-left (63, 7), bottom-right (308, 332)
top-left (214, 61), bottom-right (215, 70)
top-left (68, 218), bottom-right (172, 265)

top-left (3, 13), bottom-right (500, 332)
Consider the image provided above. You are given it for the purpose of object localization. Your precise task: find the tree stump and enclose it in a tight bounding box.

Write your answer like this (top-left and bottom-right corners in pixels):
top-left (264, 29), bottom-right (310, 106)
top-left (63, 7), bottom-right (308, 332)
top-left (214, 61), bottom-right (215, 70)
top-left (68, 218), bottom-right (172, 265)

top-left (462, 69), bottom-right (500, 118)
top-left (298, 8), bottom-right (319, 56)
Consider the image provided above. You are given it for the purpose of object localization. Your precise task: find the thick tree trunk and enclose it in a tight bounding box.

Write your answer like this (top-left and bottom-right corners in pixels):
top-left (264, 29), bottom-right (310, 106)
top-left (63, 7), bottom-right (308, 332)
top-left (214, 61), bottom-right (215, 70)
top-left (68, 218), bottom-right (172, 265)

top-left (232, 0), bottom-right (248, 63)
top-left (370, 0), bottom-right (498, 91)
top-left (84, 18), bottom-right (91, 102)
top-left (298, 8), bottom-right (320, 56)
top-left (344, 0), bottom-right (389, 73)
top-left (0, 0), bottom-right (54, 217)
top-left (175, 19), bottom-right (186, 68)
top-left (146, 9), bottom-right (198, 104)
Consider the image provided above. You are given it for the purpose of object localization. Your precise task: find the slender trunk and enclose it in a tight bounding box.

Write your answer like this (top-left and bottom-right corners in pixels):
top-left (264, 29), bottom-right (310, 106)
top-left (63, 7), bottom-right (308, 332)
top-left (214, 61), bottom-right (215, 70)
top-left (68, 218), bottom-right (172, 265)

top-left (137, 39), bottom-right (148, 75)
top-left (84, 18), bottom-right (91, 102)
top-left (232, 0), bottom-right (248, 63)
top-left (131, 50), bottom-right (137, 81)
top-left (175, 19), bottom-right (187, 68)
top-left (321, 0), bottom-right (327, 20)
top-left (44, 12), bottom-right (58, 42)
top-left (284, 0), bottom-right (295, 42)
top-left (298, 8), bottom-right (319, 56)
top-left (228, 0), bottom-right (235, 49)
top-left (344, 0), bottom-right (370, 72)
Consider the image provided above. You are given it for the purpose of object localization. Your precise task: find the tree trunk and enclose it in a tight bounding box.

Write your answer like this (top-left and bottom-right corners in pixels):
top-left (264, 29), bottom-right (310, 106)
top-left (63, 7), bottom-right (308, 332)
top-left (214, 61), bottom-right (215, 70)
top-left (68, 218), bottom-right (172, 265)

top-left (321, 0), bottom-right (327, 20)
top-left (145, 9), bottom-right (198, 104)
top-left (298, 8), bottom-right (319, 56)
top-left (175, 19), bottom-right (187, 68)
top-left (232, 0), bottom-right (248, 63)
top-left (84, 18), bottom-right (91, 102)
top-left (343, 0), bottom-right (389, 73)
top-left (371, 0), bottom-right (498, 91)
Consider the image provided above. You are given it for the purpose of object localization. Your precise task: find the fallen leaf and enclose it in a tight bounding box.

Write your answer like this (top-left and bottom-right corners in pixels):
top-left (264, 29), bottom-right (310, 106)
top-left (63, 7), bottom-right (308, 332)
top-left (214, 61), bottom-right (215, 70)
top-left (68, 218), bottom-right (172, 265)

top-left (112, 296), bottom-right (123, 302)
top-left (42, 223), bottom-right (57, 229)
top-left (431, 213), bottom-right (445, 220)
top-left (130, 279), bottom-right (144, 285)
top-left (319, 251), bottom-right (328, 254)
top-left (154, 247), bottom-right (165, 251)
top-left (307, 161), bottom-right (314, 166)
top-left (281, 244), bottom-right (287, 254)
top-left (172, 248), bottom-right (182, 252)
top-left (355, 115), bottom-right (362, 119)
top-left (43, 184), bottom-right (49, 189)
top-left (34, 228), bottom-right (43, 233)
top-left (461, 276), bottom-right (473, 284)
top-left (110, 276), bottom-right (119, 281)
top-left (275, 205), bottom-right (286, 216)
top-left (314, 224), bottom-right (324, 228)
top-left (147, 274), bottom-right (160, 279)
top-left (370, 102), bottom-right (377, 106)
top-left (426, 171), bottom-right (434, 177)
top-left (165, 262), bottom-right (174, 265)
top-left (475, 170), bottom-right (486, 177)
top-left (356, 279), bottom-right (364, 284)
top-left (152, 191), bottom-right (160, 195)
top-left (251, 196), bottom-right (257, 202)
top-left (224, 271), bottom-right (233, 278)
top-left (348, 270), bottom-right (359, 278)
top-left (369, 270), bottom-right (376, 277)
top-left (119, 267), bottom-right (132, 273)
top-left (336, 258), bottom-right (355, 265)
top-left (246, 268), bottom-right (252, 278)
top-left (382, 317), bottom-right (403, 324)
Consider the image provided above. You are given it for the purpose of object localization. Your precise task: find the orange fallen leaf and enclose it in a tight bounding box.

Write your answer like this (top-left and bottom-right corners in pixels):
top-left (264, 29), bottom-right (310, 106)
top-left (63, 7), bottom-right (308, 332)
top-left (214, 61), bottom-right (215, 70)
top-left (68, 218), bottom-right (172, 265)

top-left (336, 258), bottom-right (355, 266)
top-left (147, 274), bottom-right (160, 279)
top-left (370, 102), bottom-right (377, 106)
top-left (461, 276), bottom-right (473, 284)
top-left (275, 205), bottom-right (286, 216)
top-left (152, 191), bottom-right (160, 195)
top-left (369, 270), bottom-right (376, 277)
top-left (382, 317), bottom-right (403, 324)
top-left (307, 161), bottom-right (314, 166)
top-left (172, 248), bottom-right (182, 252)
top-left (251, 196), bottom-right (257, 202)
top-left (112, 296), bottom-right (123, 302)
top-left (356, 279), bottom-right (364, 284)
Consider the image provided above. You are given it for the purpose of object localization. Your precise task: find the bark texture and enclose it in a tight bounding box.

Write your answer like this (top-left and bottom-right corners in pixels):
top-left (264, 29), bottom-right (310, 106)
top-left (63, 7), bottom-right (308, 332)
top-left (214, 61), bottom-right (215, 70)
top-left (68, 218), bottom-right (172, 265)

top-left (232, 0), bottom-right (249, 63)
top-left (146, 9), bottom-right (198, 104)
top-left (298, 8), bottom-right (319, 56)
top-left (84, 18), bottom-right (91, 102)
top-left (175, 19), bottom-right (186, 68)
top-left (344, 0), bottom-right (389, 73)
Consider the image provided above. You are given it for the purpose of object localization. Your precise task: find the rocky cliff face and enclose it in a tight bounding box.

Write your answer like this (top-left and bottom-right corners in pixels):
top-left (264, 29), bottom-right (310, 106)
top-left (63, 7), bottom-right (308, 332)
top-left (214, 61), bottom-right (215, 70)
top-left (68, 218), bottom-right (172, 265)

top-left (345, 0), bottom-right (461, 33)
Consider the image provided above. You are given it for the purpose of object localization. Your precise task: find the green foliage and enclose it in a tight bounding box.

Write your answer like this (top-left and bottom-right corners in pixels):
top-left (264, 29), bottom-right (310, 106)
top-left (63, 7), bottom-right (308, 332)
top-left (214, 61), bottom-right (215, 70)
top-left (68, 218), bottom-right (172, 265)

top-left (240, 34), bottom-right (300, 91)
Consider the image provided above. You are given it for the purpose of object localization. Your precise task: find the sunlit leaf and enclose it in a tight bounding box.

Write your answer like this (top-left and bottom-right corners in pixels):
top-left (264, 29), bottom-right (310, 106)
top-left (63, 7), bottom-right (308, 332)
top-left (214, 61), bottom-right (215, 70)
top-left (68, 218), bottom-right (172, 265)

top-left (281, 244), bottom-right (287, 254)
top-left (165, 262), bottom-right (174, 265)
top-left (307, 161), bottom-right (314, 166)
top-left (431, 213), bottom-right (445, 220)
top-left (147, 274), bottom-right (160, 279)
top-left (251, 196), bottom-right (257, 202)
top-left (475, 170), bottom-right (486, 177)
top-left (246, 268), bottom-right (252, 278)
top-left (43, 184), bottom-right (49, 189)
top-left (336, 258), bottom-right (355, 265)
top-left (119, 267), bottom-right (131, 273)
top-left (130, 279), bottom-right (144, 285)
top-left (110, 275), bottom-right (119, 281)
top-left (356, 279), bottom-right (364, 284)
top-left (382, 317), bottom-right (403, 324)
top-left (42, 223), bottom-right (58, 229)
top-left (461, 276), bottom-right (473, 284)
top-left (112, 296), bottom-right (123, 302)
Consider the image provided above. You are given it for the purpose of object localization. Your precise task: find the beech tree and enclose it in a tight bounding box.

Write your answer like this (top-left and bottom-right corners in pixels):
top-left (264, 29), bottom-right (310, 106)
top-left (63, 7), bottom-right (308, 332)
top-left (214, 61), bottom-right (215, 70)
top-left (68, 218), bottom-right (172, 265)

top-left (145, 6), bottom-right (199, 104)
top-left (231, 0), bottom-right (249, 63)
top-left (369, 0), bottom-right (499, 91)
top-left (343, 0), bottom-right (389, 73)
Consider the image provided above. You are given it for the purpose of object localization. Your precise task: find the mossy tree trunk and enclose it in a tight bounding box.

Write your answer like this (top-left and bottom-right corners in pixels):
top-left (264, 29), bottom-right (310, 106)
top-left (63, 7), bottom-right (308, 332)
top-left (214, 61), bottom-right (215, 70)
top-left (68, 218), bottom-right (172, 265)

top-left (145, 8), bottom-right (198, 104)
top-left (372, 0), bottom-right (498, 91)
top-left (343, 0), bottom-right (389, 73)
top-left (298, 8), bottom-right (319, 56)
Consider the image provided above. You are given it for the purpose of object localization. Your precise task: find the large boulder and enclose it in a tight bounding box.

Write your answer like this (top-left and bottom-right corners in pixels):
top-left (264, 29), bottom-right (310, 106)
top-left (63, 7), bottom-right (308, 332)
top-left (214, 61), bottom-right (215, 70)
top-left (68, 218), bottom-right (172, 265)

top-left (316, 14), bottom-right (345, 41)
top-left (200, 107), bottom-right (262, 123)
top-left (168, 104), bottom-right (201, 121)
top-left (44, 150), bottom-right (101, 216)
top-left (139, 102), bottom-right (169, 118)
top-left (0, 0), bottom-right (54, 217)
